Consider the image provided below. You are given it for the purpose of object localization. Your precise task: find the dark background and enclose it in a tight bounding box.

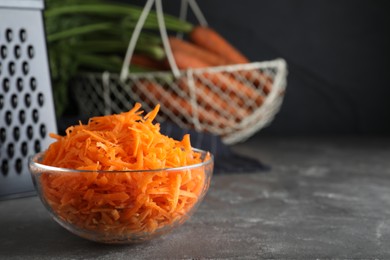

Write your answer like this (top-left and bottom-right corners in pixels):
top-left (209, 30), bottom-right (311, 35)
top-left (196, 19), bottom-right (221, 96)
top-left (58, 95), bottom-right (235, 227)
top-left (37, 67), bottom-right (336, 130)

top-left (131, 0), bottom-right (390, 135)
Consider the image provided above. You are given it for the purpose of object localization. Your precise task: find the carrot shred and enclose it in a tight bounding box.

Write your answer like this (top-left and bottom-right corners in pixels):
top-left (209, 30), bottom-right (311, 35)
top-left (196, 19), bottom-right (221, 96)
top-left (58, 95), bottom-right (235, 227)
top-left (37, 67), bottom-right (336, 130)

top-left (40, 103), bottom-right (211, 236)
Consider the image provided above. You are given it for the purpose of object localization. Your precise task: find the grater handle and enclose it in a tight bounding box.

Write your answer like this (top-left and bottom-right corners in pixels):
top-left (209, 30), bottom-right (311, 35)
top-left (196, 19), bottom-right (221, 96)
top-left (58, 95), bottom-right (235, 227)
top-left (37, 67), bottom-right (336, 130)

top-left (0, 0), bottom-right (44, 9)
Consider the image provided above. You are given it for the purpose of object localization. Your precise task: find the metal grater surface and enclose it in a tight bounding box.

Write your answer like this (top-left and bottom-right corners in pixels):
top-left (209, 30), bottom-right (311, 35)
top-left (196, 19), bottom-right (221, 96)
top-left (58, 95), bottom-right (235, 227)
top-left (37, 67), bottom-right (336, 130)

top-left (0, 0), bottom-right (57, 199)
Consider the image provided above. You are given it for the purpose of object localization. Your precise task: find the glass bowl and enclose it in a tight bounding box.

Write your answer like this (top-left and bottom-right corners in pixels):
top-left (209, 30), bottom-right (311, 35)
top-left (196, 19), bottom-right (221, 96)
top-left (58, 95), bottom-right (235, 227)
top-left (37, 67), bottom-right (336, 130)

top-left (29, 149), bottom-right (213, 244)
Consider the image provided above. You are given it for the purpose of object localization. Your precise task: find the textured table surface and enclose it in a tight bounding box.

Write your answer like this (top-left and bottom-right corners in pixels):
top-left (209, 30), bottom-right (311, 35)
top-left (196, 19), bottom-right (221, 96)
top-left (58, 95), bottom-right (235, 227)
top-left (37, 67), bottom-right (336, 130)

top-left (1, 136), bottom-right (390, 259)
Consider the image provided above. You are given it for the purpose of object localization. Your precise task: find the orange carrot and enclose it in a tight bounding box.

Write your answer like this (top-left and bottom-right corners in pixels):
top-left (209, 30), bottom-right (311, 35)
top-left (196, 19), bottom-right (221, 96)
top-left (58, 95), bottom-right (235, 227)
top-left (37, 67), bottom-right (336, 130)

top-left (130, 54), bottom-right (165, 71)
top-left (241, 70), bottom-right (273, 95)
top-left (169, 49), bottom-right (263, 106)
top-left (140, 81), bottom-right (235, 129)
top-left (190, 26), bottom-right (249, 64)
top-left (177, 77), bottom-right (251, 120)
top-left (169, 37), bottom-right (229, 67)
top-left (201, 72), bottom-right (265, 106)
top-left (169, 48), bottom-right (211, 69)
top-left (40, 104), bottom-right (211, 236)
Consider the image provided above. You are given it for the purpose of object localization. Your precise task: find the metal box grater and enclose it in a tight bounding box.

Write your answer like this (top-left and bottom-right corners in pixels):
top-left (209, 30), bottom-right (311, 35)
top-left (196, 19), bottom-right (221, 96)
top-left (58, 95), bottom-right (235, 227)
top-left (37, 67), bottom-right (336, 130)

top-left (0, 0), bottom-right (57, 199)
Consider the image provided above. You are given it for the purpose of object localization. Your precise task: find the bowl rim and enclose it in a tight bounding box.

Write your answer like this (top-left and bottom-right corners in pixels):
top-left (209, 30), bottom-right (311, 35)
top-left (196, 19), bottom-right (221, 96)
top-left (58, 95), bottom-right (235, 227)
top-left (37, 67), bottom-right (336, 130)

top-left (29, 148), bottom-right (214, 174)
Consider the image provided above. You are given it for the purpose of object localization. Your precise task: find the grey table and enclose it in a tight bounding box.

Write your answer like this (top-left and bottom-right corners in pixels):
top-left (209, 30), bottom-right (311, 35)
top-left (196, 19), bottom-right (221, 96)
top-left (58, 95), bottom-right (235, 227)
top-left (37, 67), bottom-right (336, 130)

top-left (1, 136), bottom-right (390, 259)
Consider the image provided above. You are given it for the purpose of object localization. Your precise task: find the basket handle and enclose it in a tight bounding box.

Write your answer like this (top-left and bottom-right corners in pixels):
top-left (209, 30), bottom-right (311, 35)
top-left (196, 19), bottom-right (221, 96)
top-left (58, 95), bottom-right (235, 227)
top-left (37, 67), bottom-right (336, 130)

top-left (120, 0), bottom-right (179, 80)
top-left (120, 0), bottom-right (208, 81)
top-left (179, 0), bottom-right (208, 28)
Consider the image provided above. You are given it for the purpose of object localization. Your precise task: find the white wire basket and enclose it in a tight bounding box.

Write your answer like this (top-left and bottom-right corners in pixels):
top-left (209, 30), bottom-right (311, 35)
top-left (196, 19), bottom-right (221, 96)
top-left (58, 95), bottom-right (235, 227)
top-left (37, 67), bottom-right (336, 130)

top-left (72, 0), bottom-right (288, 144)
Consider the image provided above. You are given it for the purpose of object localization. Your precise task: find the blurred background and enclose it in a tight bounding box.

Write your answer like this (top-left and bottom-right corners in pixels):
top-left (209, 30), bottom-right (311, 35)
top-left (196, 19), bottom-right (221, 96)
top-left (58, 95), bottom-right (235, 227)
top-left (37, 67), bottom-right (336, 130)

top-left (53, 0), bottom-right (390, 136)
top-left (153, 0), bottom-right (390, 135)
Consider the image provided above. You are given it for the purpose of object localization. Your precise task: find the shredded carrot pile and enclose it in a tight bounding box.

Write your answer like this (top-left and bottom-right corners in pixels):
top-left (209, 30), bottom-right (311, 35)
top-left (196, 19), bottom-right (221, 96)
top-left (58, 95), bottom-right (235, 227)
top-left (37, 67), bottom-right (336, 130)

top-left (40, 103), bottom-right (211, 238)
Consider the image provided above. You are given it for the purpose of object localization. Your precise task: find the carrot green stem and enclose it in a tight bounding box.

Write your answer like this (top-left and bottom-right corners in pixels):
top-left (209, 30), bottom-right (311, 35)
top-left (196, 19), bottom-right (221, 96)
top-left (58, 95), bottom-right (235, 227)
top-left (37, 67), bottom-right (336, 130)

top-left (47, 23), bottom-right (113, 42)
top-left (45, 4), bottom-right (193, 32)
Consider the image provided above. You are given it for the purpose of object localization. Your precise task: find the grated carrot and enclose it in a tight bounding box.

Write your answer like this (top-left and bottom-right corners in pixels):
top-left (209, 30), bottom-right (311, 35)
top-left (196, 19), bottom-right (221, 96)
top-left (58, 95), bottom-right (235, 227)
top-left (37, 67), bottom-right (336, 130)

top-left (40, 103), bottom-right (211, 237)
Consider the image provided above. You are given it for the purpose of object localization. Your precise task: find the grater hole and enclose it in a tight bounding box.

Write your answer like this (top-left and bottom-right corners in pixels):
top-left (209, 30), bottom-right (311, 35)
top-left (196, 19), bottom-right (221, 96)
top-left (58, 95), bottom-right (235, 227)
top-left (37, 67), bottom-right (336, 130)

top-left (0, 94), bottom-right (4, 109)
top-left (5, 28), bottom-right (13, 42)
top-left (37, 92), bottom-right (44, 107)
top-left (7, 143), bottom-right (15, 158)
top-left (5, 110), bottom-right (12, 125)
top-left (0, 61), bottom-right (2, 75)
top-left (26, 125), bottom-right (33, 140)
top-left (14, 45), bottom-right (21, 59)
top-left (13, 126), bottom-right (20, 141)
top-left (27, 45), bottom-right (34, 59)
top-left (21, 141), bottom-right (28, 156)
top-left (19, 110), bottom-right (26, 124)
top-left (3, 78), bottom-right (10, 92)
top-left (0, 128), bottom-right (6, 144)
top-left (19, 29), bottom-right (27, 42)
top-left (16, 78), bottom-right (23, 91)
top-left (24, 93), bottom-right (31, 107)
top-left (1, 45), bottom-right (7, 59)
top-left (34, 139), bottom-right (41, 153)
top-left (40, 124), bottom-right (47, 138)
top-left (10, 94), bottom-right (18, 108)
top-left (30, 77), bottom-right (37, 91)
top-left (15, 158), bottom-right (23, 174)
top-left (22, 61), bottom-right (29, 75)
top-left (32, 109), bottom-right (39, 123)
top-left (8, 62), bottom-right (16, 76)
top-left (1, 159), bottom-right (9, 176)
